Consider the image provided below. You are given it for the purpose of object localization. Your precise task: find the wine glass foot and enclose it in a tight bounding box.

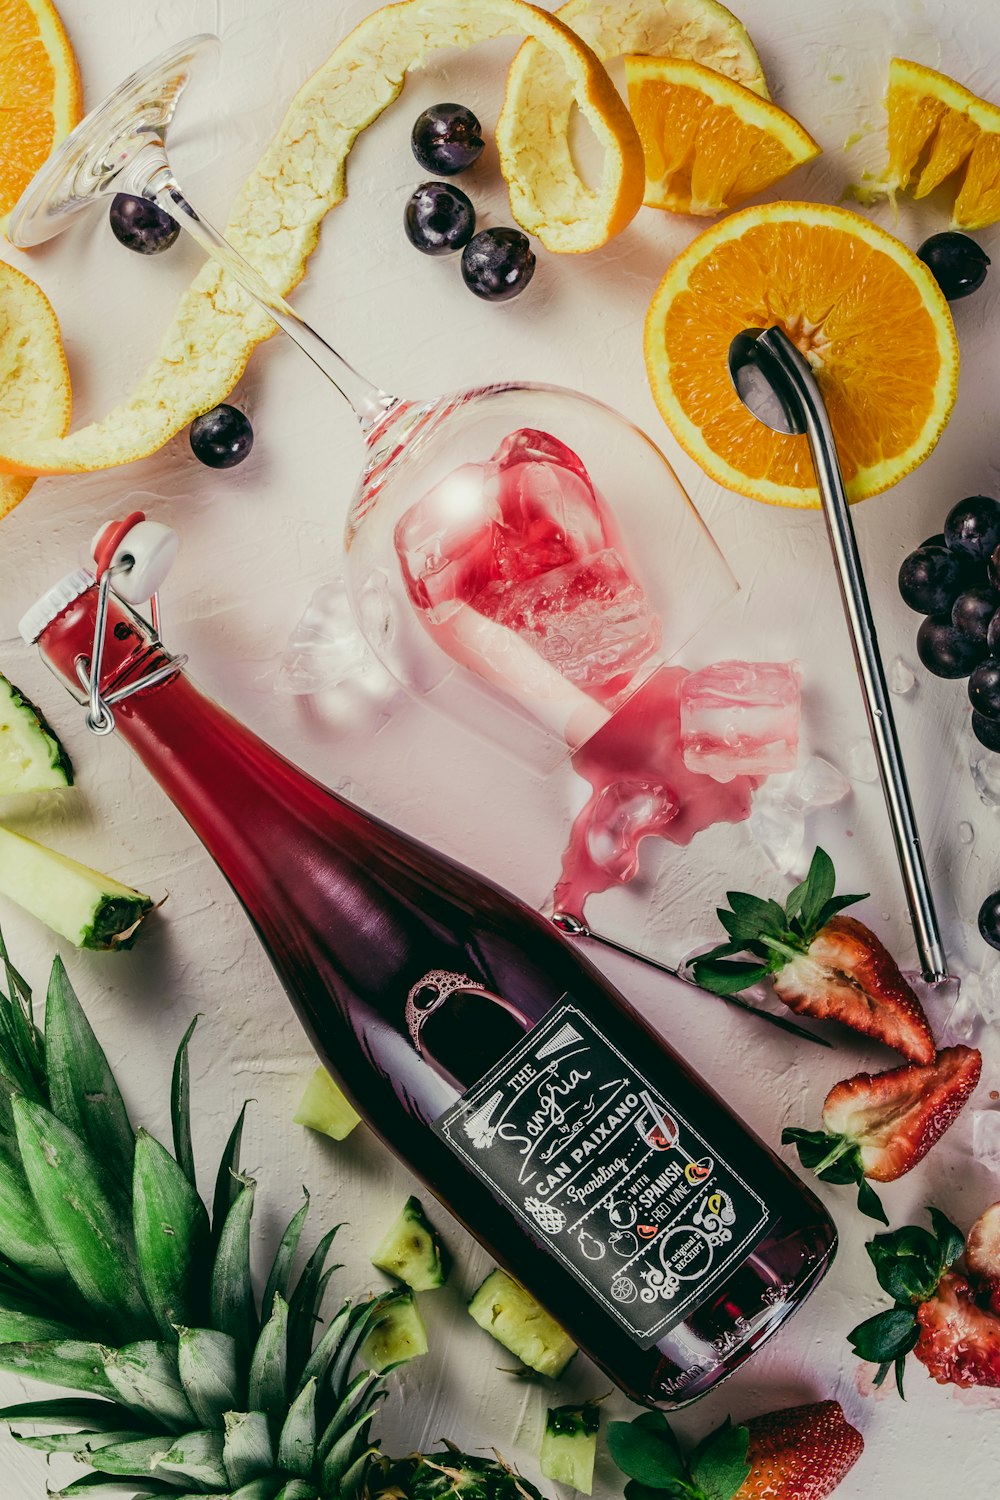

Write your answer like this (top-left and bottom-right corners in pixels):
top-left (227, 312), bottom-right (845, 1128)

top-left (8, 33), bottom-right (218, 248)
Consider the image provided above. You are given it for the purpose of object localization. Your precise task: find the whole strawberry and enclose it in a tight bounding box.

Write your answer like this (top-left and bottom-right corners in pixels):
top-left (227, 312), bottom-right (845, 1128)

top-left (849, 1205), bottom-right (1000, 1394)
top-left (607, 1399), bottom-right (862, 1500)
top-left (783, 1044), bottom-right (982, 1222)
top-left (693, 847), bottom-right (935, 1062)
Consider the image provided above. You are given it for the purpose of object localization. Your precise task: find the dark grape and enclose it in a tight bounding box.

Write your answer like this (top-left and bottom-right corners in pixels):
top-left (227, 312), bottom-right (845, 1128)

top-left (189, 404), bottom-right (254, 468)
top-left (921, 533), bottom-right (947, 549)
top-left (404, 182), bottom-right (475, 255)
top-left (978, 889), bottom-right (1000, 951)
top-left (989, 543), bottom-right (1000, 591)
top-left (944, 494), bottom-right (1000, 562)
top-left (411, 104), bottom-right (484, 175)
top-left (898, 545), bottom-right (966, 613)
top-left (109, 194), bottom-right (180, 254)
top-left (953, 587), bottom-right (1000, 643)
top-left (916, 614), bottom-right (986, 677)
top-left (970, 659), bottom-right (1000, 718)
top-left (461, 227), bottom-right (535, 301)
top-left (988, 608), bottom-right (1000, 655)
top-left (917, 231), bottom-right (991, 301)
top-left (973, 710), bottom-right (1000, 751)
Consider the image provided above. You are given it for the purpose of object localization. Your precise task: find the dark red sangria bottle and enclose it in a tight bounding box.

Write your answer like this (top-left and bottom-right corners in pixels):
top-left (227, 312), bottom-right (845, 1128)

top-left (25, 569), bottom-right (836, 1408)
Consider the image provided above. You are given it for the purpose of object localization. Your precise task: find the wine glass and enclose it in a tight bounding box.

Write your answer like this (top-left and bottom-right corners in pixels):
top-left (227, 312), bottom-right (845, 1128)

top-left (9, 34), bottom-right (735, 774)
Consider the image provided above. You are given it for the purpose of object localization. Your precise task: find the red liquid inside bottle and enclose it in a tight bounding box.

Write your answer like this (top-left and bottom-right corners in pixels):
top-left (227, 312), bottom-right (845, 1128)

top-left (28, 573), bottom-right (836, 1408)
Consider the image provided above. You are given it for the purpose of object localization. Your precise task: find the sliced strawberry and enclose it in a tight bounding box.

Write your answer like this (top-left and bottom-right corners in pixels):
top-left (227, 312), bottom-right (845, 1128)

top-left (773, 914), bottom-right (935, 1064)
top-left (822, 1045), bottom-right (981, 1181)
top-left (915, 1270), bottom-right (1000, 1387)
top-left (965, 1201), bottom-right (1000, 1315)
top-left (735, 1401), bottom-right (864, 1500)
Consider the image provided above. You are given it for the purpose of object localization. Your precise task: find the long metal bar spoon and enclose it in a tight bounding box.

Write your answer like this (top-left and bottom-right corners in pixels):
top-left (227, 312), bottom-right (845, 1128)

top-left (728, 325), bottom-right (948, 985)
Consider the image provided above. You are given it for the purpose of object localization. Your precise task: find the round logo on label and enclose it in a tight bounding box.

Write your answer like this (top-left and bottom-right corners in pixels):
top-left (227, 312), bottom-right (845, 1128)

top-left (658, 1225), bottom-right (713, 1281)
top-left (611, 1275), bottom-right (638, 1303)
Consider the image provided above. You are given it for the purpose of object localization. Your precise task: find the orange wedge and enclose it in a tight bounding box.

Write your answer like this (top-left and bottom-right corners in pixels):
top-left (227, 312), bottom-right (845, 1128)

top-left (0, 0), bottom-right (82, 235)
top-left (625, 55), bottom-right (819, 215)
top-left (644, 202), bottom-right (958, 507)
top-left (885, 58), bottom-right (1000, 229)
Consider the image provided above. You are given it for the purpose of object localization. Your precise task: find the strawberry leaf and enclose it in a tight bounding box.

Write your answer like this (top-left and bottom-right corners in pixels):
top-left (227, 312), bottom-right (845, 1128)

top-left (689, 1419), bottom-right (750, 1500)
top-left (725, 893), bottom-right (788, 938)
top-left (794, 847), bottom-right (837, 934)
top-left (848, 1306), bottom-right (919, 1366)
top-left (855, 1178), bottom-right (889, 1226)
top-left (781, 1128), bottom-right (887, 1223)
top-left (691, 960), bottom-right (772, 997)
top-left (625, 1482), bottom-right (693, 1500)
top-left (812, 893), bottom-right (867, 930)
top-left (927, 1207), bottom-right (965, 1271)
top-left (866, 1225), bottom-right (942, 1301)
top-left (607, 1414), bottom-right (687, 1488)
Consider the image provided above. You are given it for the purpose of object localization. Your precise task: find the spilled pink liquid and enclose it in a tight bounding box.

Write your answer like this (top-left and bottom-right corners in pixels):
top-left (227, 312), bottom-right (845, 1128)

top-left (554, 666), bottom-right (757, 920)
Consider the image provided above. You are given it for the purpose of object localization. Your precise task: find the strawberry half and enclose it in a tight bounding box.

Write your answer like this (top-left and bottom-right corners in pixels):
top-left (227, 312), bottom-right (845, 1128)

top-left (965, 1201), bottom-right (1000, 1316)
top-left (850, 1208), bottom-right (1000, 1395)
top-left (783, 1045), bottom-right (981, 1223)
top-left (693, 847), bottom-right (935, 1062)
top-left (736, 1401), bottom-right (864, 1500)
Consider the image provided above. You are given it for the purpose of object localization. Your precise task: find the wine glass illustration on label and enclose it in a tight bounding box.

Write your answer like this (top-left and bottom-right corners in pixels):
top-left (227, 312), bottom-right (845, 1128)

top-left (634, 1089), bottom-right (678, 1151)
top-left (7, 34), bottom-right (735, 776)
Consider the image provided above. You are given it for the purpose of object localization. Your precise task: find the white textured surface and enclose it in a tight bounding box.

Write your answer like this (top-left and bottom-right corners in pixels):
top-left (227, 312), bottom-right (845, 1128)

top-left (2, 0), bottom-right (1000, 1494)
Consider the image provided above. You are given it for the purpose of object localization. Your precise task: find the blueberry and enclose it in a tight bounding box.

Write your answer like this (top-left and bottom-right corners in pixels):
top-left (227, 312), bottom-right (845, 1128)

top-left (970, 659), bottom-right (1000, 718)
top-left (978, 888), bottom-right (1000, 951)
top-left (109, 194), bottom-right (180, 254)
top-left (404, 181), bottom-right (475, 255)
top-left (953, 587), bottom-right (1000, 643)
top-left (461, 227), bottom-right (535, 302)
top-left (917, 231), bottom-right (990, 301)
top-left (411, 104), bottom-right (484, 175)
top-left (944, 495), bottom-right (1000, 562)
top-left (898, 545), bottom-right (966, 613)
top-left (916, 614), bottom-right (986, 677)
top-left (974, 711), bottom-right (1000, 751)
top-left (189, 404), bottom-right (254, 468)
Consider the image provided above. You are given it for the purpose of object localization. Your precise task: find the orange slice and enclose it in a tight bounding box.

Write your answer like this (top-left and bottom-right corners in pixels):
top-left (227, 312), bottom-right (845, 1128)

top-left (885, 57), bottom-right (1000, 230)
top-left (0, 0), bottom-right (643, 499)
top-left (644, 201), bottom-right (958, 507)
top-left (0, 0), bottom-right (82, 235)
top-left (0, 261), bottom-right (71, 516)
top-left (624, 55), bottom-right (819, 215)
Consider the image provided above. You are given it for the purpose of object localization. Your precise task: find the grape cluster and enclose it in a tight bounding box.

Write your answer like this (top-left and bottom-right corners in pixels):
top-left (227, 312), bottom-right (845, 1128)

top-left (405, 104), bottom-right (535, 302)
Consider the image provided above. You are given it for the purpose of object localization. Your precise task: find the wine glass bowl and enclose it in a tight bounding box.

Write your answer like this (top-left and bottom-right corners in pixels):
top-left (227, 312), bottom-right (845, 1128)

top-left (8, 34), bottom-right (218, 248)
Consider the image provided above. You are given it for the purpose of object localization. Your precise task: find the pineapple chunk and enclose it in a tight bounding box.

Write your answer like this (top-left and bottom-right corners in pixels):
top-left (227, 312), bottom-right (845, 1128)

top-left (468, 1269), bottom-right (576, 1377)
top-left (0, 825), bottom-right (151, 949)
top-left (294, 1065), bottom-right (362, 1140)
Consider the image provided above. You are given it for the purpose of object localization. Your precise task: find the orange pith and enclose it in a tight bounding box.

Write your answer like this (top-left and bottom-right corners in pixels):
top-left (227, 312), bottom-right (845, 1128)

top-left (0, 0), bottom-right (82, 232)
top-left (886, 58), bottom-right (1000, 230)
top-left (644, 202), bottom-right (958, 508)
top-left (625, 55), bottom-right (819, 215)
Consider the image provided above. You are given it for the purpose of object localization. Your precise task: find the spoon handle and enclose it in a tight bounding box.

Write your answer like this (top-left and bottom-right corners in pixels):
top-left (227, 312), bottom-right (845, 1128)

top-left (756, 328), bottom-right (947, 983)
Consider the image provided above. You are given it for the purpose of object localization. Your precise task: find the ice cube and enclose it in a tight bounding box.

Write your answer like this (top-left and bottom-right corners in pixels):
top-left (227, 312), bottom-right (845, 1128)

top-left (393, 462), bottom-right (502, 623)
top-left (889, 656), bottom-right (917, 695)
top-left (679, 661), bottom-right (801, 783)
top-left (277, 580), bottom-right (380, 696)
top-left (970, 744), bottom-right (1000, 809)
top-left (585, 779), bottom-right (677, 881)
top-left (960, 967), bottom-right (1000, 1026)
top-left (959, 821), bottom-right (975, 846)
top-left (972, 1110), bottom-right (1000, 1175)
top-left (845, 737), bottom-right (878, 783)
top-left (488, 548), bottom-right (661, 691)
top-left (748, 796), bottom-right (807, 875)
top-left (788, 756), bottom-right (851, 811)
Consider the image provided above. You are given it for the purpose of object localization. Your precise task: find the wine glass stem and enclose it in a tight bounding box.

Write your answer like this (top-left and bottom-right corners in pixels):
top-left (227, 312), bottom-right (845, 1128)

top-left (145, 164), bottom-right (396, 429)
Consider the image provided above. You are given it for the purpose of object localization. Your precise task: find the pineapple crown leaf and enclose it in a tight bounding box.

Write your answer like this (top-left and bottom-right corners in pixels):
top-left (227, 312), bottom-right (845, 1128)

top-left (608, 1411), bottom-right (750, 1500)
top-left (846, 1206), bottom-right (966, 1399)
top-left (171, 1015), bottom-right (201, 1190)
top-left (691, 847), bottom-right (867, 997)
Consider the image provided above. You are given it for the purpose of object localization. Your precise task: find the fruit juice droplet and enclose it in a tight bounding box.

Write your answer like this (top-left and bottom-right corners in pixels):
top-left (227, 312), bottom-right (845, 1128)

top-left (553, 666), bottom-right (756, 920)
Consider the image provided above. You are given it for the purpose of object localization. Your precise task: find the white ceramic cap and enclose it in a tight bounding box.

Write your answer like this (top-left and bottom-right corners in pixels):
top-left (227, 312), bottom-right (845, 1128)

top-left (18, 567), bottom-right (96, 645)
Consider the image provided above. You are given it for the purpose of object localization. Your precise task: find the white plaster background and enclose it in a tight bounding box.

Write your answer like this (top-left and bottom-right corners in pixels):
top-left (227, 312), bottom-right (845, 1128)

top-left (2, 0), bottom-right (1000, 1493)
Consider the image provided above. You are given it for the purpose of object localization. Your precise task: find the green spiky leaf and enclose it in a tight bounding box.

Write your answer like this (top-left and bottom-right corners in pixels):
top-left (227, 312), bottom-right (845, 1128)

top-left (262, 1193), bottom-right (310, 1323)
top-left (133, 1129), bottom-right (211, 1338)
top-left (210, 1175), bottom-right (258, 1355)
top-left (287, 1225), bottom-right (342, 1380)
top-left (53, 1477), bottom-right (178, 1497)
top-left (223, 1409), bottom-right (274, 1489)
top-left (277, 1375), bottom-right (317, 1477)
top-left (212, 1103), bottom-right (249, 1248)
top-left (170, 1018), bottom-right (199, 1190)
top-left (0, 1340), bottom-right (116, 1399)
top-left (0, 1300), bottom-right (76, 1342)
top-left (158, 1429), bottom-right (228, 1487)
top-left (86, 1432), bottom-right (174, 1475)
top-left (103, 1341), bottom-right (198, 1433)
top-left (13, 1097), bottom-right (154, 1341)
top-left (0, 1147), bottom-right (71, 1281)
top-left (275, 1483), bottom-right (318, 1500)
top-left (249, 1290), bottom-right (288, 1417)
top-left (176, 1326), bottom-right (243, 1426)
top-left (0, 1397), bottom-right (149, 1432)
top-left (44, 957), bottom-right (134, 1189)
top-left (12, 1427), bottom-right (145, 1455)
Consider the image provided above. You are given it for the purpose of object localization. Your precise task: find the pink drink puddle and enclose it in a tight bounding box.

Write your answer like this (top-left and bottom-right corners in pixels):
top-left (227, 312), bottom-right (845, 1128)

top-left (553, 666), bottom-right (758, 921)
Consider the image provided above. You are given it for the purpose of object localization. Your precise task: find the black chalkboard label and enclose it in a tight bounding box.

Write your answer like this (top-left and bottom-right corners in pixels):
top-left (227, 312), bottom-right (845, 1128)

top-left (434, 1003), bottom-right (772, 1348)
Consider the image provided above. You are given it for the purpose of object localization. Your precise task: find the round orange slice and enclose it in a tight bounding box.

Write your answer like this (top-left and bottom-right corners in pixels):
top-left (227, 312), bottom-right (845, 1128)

top-left (0, 0), bottom-right (82, 236)
top-left (624, 55), bottom-right (819, 215)
top-left (644, 202), bottom-right (959, 508)
top-left (885, 57), bottom-right (1000, 230)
